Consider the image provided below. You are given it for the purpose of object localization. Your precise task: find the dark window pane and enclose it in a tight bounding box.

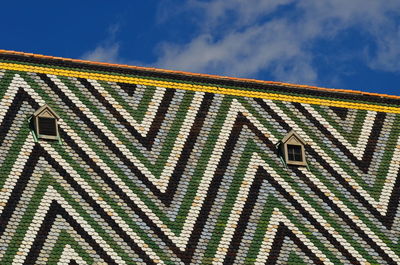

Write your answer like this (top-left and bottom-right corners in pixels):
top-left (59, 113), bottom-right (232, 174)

top-left (38, 117), bottom-right (57, 136)
top-left (287, 145), bottom-right (302, 161)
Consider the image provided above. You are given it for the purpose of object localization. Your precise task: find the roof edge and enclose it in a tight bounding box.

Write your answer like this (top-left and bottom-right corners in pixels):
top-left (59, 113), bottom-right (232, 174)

top-left (0, 49), bottom-right (399, 101)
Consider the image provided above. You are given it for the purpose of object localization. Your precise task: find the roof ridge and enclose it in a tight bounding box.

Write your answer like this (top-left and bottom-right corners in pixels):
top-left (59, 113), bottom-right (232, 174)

top-left (0, 48), bottom-right (399, 100)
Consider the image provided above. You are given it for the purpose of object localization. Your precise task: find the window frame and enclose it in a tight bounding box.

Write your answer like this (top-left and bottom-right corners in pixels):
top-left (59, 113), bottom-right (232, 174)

top-left (287, 144), bottom-right (303, 162)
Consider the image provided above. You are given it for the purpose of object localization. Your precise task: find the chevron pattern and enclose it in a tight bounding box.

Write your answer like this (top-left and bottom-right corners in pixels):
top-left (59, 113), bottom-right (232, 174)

top-left (1, 67), bottom-right (400, 265)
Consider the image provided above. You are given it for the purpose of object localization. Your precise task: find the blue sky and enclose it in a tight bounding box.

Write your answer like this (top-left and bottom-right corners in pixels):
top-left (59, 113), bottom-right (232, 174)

top-left (1, 0), bottom-right (400, 96)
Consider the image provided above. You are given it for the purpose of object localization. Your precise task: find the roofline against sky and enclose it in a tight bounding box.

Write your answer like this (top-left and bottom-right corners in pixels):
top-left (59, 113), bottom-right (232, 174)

top-left (1, 49), bottom-right (399, 100)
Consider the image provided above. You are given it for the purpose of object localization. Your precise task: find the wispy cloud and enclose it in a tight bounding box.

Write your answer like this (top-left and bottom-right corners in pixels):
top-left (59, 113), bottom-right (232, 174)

top-left (152, 0), bottom-right (400, 85)
top-left (366, 24), bottom-right (400, 72)
top-left (81, 43), bottom-right (120, 63)
top-left (81, 24), bottom-right (122, 64)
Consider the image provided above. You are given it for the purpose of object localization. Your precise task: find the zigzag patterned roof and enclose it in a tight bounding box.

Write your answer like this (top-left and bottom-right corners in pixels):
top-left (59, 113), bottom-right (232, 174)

top-left (0, 50), bottom-right (400, 264)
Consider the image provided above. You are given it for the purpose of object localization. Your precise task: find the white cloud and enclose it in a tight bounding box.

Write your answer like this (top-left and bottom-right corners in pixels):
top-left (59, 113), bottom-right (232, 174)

top-left (154, 19), bottom-right (318, 83)
top-left (80, 23), bottom-right (123, 64)
top-left (185, 0), bottom-right (294, 28)
top-left (81, 43), bottom-right (120, 63)
top-left (152, 0), bottom-right (400, 85)
top-left (366, 23), bottom-right (400, 72)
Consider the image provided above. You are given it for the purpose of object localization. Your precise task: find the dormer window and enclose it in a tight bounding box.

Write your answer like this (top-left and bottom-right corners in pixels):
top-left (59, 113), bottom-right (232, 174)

top-left (32, 104), bottom-right (60, 140)
top-left (278, 130), bottom-right (307, 166)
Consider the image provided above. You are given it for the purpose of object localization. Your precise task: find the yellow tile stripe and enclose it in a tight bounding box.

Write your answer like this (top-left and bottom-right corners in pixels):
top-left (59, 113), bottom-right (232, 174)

top-left (1, 62), bottom-right (399, 114)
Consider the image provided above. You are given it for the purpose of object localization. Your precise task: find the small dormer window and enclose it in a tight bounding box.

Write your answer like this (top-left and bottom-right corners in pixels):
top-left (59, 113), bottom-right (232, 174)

top-left (32, 104), bottom-right (60, 140)
top-left (278, 130), bottom-right (307, 166)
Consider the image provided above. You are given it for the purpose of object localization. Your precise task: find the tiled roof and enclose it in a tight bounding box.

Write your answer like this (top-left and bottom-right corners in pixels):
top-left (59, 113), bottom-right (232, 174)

top-left (0, 49), bottom-right (399, 264)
